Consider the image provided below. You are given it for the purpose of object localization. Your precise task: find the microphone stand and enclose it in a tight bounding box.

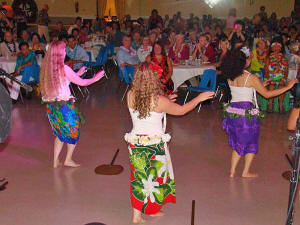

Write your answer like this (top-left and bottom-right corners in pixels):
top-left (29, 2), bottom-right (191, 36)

top-left (0, 68), bottom-right (33, 92)
top-left (286, 117), bottom-right (300, 225)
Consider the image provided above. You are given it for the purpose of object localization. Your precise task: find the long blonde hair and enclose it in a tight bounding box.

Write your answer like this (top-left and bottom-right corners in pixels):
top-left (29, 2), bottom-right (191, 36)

top-left (39, 41), bottom-right (66, 100)
top-left (131, 63), bottom-right (164, 119)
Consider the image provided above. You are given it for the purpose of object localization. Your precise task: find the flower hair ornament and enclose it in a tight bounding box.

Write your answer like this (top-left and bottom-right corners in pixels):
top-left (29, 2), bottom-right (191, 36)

top-left (240, 46), bottom-right (250, 57)
top-left (271, 42), bottom-right (282, 48)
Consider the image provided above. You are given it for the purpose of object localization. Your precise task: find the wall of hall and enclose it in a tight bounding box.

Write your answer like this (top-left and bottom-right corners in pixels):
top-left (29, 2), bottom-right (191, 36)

top-left (125, 0), bottom-right (295, 18)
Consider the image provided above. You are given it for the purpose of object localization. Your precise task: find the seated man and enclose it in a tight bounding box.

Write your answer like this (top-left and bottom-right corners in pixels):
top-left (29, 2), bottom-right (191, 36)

top-left (7, 42), bottom-right (37, 101)
top-left (192, 34), bottom-right (216, 63)
top-left (105, 23), bottom-right (124, 47)
top-left (0, 31), bottom-right (19, 57)
top-left (55, 21), bottom-right (68, 40)
top-left (18, 29), bottom-right (31, 44)
top-left (65, 35), bottom-right (89, 71)
top-left (68, 17), bottom-right (82, 35)
top-left (116, 35), bottom-right (140, 69)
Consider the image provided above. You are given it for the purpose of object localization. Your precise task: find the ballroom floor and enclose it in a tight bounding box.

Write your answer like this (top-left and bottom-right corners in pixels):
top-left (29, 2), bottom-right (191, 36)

top-left (0, 72), bottom-right (299, 225)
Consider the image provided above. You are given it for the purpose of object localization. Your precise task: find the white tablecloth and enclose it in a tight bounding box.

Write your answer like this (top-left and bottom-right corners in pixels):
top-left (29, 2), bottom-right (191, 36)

top-left (0, 56), bottom-right (17, 73)
top-left (0, 56), bottom-right (42, 100)
top-left (172, 64), bottom-right (216, 90)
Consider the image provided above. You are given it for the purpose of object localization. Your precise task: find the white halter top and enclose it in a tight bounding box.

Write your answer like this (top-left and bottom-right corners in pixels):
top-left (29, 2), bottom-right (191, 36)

top-left (129, 108), bottom-right (166, 135)
top-left (229, 71), bottom-right (258, 107)
top-left (127, 93), bottom-right (166, 135)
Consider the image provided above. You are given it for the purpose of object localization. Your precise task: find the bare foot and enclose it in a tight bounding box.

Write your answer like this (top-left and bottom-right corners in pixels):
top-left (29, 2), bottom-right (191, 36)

top-left (64, 160), bottom-right (81, 168)
top-left (150, 211), bottom-right (165, 217)
top-left (53, 160), bottom-right (62, 168)
top-left (242, 172), bottom-right (258, 178)
top-left (132, 216), bottom-right (146, 224)
top-left (229, 172), bottom-right (235, 178)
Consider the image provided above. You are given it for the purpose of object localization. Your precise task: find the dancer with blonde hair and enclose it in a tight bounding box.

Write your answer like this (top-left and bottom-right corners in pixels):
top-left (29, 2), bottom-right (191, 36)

top-left (40, 41), bottom-right (104, 168)
top-left (125, 63), bottom-right (214, 223)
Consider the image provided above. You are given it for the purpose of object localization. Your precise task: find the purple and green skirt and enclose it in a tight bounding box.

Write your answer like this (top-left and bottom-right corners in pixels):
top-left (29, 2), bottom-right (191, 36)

top-left (222, 102), bottom-right (260, 156)
top-left (46, 101), bottom-right (80, 144)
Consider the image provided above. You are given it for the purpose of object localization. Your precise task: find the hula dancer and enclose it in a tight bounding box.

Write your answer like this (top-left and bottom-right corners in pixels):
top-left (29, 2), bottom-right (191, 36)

top-left (220, 47), bottom-right (297, 178)
top-left (125, 63), bottom-right (213, 223)
top-left (40, 41), bottom-right (104, 168)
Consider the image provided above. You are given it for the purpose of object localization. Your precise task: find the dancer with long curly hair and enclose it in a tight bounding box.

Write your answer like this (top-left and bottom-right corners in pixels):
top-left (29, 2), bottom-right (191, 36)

top-left (40, 41), bottom-right (104, 168)
top-left (125, 63), bottom-right (214, 224)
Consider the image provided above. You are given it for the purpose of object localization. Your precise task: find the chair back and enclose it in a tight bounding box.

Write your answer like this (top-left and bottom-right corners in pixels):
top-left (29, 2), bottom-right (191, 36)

top-left (21, 64), bottom-right (40, 84)
top-left (95, 45), bottom-right (106, 64)
top-left (123, 65), bottom-right (136, 84)
top-left (259, 68), bottom-right (265, 82)
top-left (100, 47), bottom-right (108, 65)
top-left (198, 69), bottom-right (217, 91)
top-left (106, 43), bottom-right (115, 57)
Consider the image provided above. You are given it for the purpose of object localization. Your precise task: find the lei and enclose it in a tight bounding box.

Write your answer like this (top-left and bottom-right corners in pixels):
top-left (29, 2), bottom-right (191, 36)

top-left (256, 48), bottom-right (267, 65)
top-left (269, 53), bottom-right (288, 74)
top-left (5, 41), bottom-right (16, 53)
top-left (222, 103), bottom-right (265, 122)
top-left (149, 63), bottom-right (163, 78)
top-left (173, 43), bottom-right (184, 60)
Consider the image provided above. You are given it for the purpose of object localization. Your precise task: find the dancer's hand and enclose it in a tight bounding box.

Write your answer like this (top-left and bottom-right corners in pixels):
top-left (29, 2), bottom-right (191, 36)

top-left (94, 70), bottom-right (105, 81)
top-left (77, 66), bottom-right (86, 76)
top-left (262, 79), bottom-right (271, 87)
top-left (168, 93), bottom-right (177, 102)
top-left (287, 78), bottom-right (298, 88)
top-left (197, 91), bottom-right (215, 102)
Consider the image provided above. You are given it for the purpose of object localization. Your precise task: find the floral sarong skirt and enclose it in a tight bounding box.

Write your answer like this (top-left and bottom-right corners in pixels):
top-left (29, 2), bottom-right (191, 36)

top-left (46, 101), bottom-right (80, 144)
top-left (124, 133), bottom-right (176, 215)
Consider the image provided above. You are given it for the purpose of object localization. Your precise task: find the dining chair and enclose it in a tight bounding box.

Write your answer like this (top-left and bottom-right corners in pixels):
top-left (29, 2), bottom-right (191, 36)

top-left (121, 65), bottom-right (135, 102)
top-left (183, 69), bottom-right (217, 112)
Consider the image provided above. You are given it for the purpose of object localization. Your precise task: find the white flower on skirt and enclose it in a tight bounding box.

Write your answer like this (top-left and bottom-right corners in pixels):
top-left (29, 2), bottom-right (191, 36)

top-left (141, 174), bottom-right (160, 203)
top-left (155, 155), bottom-right (168, 178)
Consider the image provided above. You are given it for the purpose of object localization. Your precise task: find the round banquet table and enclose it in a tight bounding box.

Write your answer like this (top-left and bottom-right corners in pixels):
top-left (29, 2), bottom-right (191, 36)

top-left (0, 56), bottom-right (18, 73)
top-left (0, 56), bottom-right (42, 100)
top-left (172, 64), bottom-right (216, 90)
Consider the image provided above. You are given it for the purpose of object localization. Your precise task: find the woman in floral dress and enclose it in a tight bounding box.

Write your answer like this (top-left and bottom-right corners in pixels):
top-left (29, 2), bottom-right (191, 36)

top-left (150, 41), bottom-right (174, 95)
top-left (125, 63), bottom-right (214, 224)
top-left (265, 38), bottom-right (289, 113)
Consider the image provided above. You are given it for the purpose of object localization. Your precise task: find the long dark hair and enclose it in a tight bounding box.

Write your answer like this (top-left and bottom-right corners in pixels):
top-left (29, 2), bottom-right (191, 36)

top-left (219, 47), bottom-right (247, 81)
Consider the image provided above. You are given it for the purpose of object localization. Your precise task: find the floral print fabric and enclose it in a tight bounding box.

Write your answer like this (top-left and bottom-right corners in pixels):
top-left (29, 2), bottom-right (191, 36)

top-left (46, 101), bottom-right (80, 144)
top-left (125, 134), bottom-right (176, 215)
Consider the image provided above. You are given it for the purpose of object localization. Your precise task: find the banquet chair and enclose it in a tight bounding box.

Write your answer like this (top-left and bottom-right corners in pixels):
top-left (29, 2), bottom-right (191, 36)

top-left (106, 43), bottom-right (118, 66)
top-left (19, 64), bottom-right (40, 103)
top-left (121, 65), bottom-right (135, 102)
top-left (84, 46), bottom-right (109, 79)
top-left (183, 69), bottom-right (217, 112)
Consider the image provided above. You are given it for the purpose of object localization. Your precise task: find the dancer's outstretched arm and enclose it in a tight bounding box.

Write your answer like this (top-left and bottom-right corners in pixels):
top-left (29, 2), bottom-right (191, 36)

top-left (156, 92), bottom-right (214, 116)
top-left (249, 74), bottom-right (297, 99)
top-left (64, 65), bottom-right (104, 86)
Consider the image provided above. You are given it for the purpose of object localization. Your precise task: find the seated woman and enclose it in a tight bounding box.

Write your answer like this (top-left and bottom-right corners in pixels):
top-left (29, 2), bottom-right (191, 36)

top-left (0, 31), bottom-right (19, 57)
top-left (150, 41), bottom-right (174, 95)
top-left (250, 38), bottom-right (269, 111)
top-left (137, 36), bottom-right (152, 62)
top-left (265, 38), bottom-right (289, 113)
top-left (125, 63), bottom-right (214, 224)
top-left (7, 42), bottom-right (37, 101)
top-left (30, 33), bottom-right (46, 57)
top-left (168, 33), bottom-right (189, 64)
